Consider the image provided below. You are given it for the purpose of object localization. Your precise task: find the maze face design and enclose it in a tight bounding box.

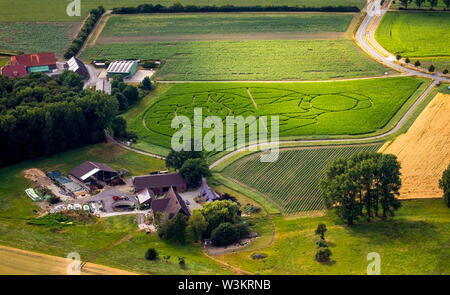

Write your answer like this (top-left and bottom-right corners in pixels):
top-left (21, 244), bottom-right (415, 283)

top-left (144, 86), bottom-right (374, 142)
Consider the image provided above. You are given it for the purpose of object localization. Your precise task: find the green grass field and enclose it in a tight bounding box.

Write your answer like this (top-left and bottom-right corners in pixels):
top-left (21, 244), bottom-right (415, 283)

top-left (376, 11), bottom-right (450, 70)
top-left (220, 144), bottom-right (382, 214)
top-left (125, 77), bottom-right (422, 152)
top-left (100, 13), bottom-right (354, 37)
top-left (0, 22), bottom-right (78, 56)
top-left (217, 199), bottom-right (450, 274)
top-left (82, 40), bottom-right (389, 81)
top-left (0, 0), bottom-right (365, 21)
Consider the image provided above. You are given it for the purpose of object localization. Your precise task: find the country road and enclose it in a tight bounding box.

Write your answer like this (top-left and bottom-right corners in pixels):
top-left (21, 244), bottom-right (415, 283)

top-left (101, 0), bottom-right (449, 169)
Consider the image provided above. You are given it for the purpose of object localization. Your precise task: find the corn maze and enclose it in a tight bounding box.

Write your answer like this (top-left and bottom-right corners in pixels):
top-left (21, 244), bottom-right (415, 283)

top-left (141, 78), bottom-right (421, 149)
top-left (221, 144), bottom-right (382, 214)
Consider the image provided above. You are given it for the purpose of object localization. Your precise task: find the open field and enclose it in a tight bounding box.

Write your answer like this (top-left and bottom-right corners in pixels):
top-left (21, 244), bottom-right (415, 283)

top-left (0, 245), bottom-right (137, 275)
top-left (82, 39), bottom-right (389, 81)
top-left (376, 11), bottom-right (450, 70)
top-left (0, 0), bottom-right (365, 21)
top-left (0, 22), bottom-right (78, 56)
top-left (380, 93), bottom-right (450, 199)
top-left (217, 199), bottom-right (450, 274)
top-left (220, 144), bottom-right (382, 214)
top-left (99, 13), bottom-right (355, 39)
top-left (125, 77), bottom-right (423, 151)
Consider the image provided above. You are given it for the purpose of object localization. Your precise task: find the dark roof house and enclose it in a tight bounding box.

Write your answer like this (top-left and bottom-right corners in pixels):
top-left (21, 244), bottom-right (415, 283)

top-left (133, 173), bottom-right (187, 194)
top-left (1, 64), bottom-right (27, 78)
top-left (151, 186), bottom-right (190, 219)
top-left (70, 161), bottom-right (118, 183)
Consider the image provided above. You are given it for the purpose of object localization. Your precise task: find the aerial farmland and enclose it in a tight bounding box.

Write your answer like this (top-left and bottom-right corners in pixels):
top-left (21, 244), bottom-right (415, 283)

top-left (0, 0), bottom-right (448, 281)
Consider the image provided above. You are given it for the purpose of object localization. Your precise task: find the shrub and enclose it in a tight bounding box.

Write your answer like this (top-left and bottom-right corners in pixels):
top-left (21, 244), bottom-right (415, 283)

top-left (428, 65), bottom-right (435, 72)
top-left (316, 238), bottom-right (328, 248)
top-left (396, 54), bottom-right (402, 60)
top-left (251, 253), bottom-right (268, 260)
top-left (145, 248), bottom-right (158, 260)
top-left (178, 257), bottom-right (186, 268)
top-left (405, 57), bottom-right (410, 63)
top-left (315, 247), bottom-right (332, 262)
top-left (414, 60), bottom-right (421, 67)
top-left (315, 223), bottom-right (327, 239)
top-left (234, 222), bottom-right (251, 239)
top-left (211, 222), bottom-right (240, 246)
top-left (443, 69), bottom-right (448, 74)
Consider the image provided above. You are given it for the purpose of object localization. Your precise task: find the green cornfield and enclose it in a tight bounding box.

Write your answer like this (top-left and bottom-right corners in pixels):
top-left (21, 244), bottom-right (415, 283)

top-left (221, 144), bottom-right (382, 214)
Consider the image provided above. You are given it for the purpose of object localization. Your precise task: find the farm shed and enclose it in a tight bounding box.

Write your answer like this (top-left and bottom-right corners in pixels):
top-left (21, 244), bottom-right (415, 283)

top-left (151, 186), bottom-right (190, 219)
top-left (65, 56), bottom-right (89, 78)
top-left (133, 173), bottom-right (187, 194)
top-left (11, 52), bottom-right (56, 73)
top-left (1, 64), bottom-right (27, 78)
top-left (70, 161), bottom-right (118, 184)
top-left (137, 188), bottom-right (155, 205)
top-left (106, 60), bottom-right (138, 78)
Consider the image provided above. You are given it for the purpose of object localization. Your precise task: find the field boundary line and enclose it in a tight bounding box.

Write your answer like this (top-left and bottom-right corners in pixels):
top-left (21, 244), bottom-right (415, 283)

top-left (246, 88), bottom-right (258, 109)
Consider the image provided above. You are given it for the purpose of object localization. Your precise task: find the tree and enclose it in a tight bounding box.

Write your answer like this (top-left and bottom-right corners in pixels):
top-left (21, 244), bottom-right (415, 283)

top-left (444, 69), bottom-right (449, 74)
top-left (145, 248), bottom-right (158, 260)
top-left (375, 154), bottom-right (402, 218)
top-left (399, 0), bottom-right (412, 8)
top-left (211, 222), bottom-right (239, 246)
top-left (320, 152), bottom-right (402, 225)
top-left (396, 54), bottom-right (402, 60)
top-left (165, 148), bottom-right (204, 170)
top-left (429, 65), bottom-right (435, 72)
top-left (201, 200), bottom-right (241, 235)
top-left (427, 0), bottom-right (438, 9)
top-left (415, 60), bottom-right (421, 67)
top-left (414, 0), bottom-right (425, 8)
top-left (187, 209), bottom-right (208, 242)
top-left (111, 117), bottom-right (127, 139)
top-left (140, 76), bottom-right (152, 90)
top-left (439, 164), bottom-right (450, 208)
top-left (315, 223), bottom-right (327, 240)
top-left (158, 213), bottom-right (188, 244)
top-left (315, 247), bottom-right (332, 263)
top-left (180, 158), bottom-right (211, 188)
top-left (405, 57), bottom-right (410, 63)
top-left (444, 0), bottom-right (450, 9)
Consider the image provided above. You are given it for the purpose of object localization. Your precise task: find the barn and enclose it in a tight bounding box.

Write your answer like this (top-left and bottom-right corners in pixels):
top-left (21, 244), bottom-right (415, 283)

top-left (133, 173), bottom-right (187, 194)
top-left (106, 60), bottom-right (138, 78)
top-left (65, 56), bottom-right (89, 78)
top-left (11, 52), bottom-right (56, 73)
top-left (70, 161), bottom-right (118, 184)
top-left (1, 64), bottom-right (27, 78)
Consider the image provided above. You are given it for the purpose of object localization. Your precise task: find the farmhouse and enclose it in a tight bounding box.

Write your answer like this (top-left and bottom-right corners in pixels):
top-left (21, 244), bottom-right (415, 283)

top-left (133, 173), bottom-right (187, 194)
top-left (11, 52), bottom-right (56, 73)
top-left (106, 60), bottom-right (138, 78)
top-left (65, 56), bottom-right (89, 78)
top-left (70, 161), bottom-right (118, 184)
top-left (151, 186), bottom-right (190, 219)
top-left (1, 64), bottom-right (27, 78)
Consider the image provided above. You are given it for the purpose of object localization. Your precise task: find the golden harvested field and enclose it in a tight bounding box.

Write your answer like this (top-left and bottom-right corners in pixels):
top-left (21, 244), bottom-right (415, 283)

top-left (380, 93), bottom-right (450, 199)
top-left (0, 245), bottom-right (137, 275)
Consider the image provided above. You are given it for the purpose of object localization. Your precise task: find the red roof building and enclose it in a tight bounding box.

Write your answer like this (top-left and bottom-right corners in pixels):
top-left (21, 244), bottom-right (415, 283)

top-left (1, 64), bottom-right (27, 78)
top-left (11, 52), bottom-right (56, 69)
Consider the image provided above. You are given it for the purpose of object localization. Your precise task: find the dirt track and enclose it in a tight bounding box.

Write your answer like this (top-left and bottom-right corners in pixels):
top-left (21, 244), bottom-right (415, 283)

top-left (380, 93), bottom-right (450, 199)
top-left (0, 245), bottom-right (137, 275)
